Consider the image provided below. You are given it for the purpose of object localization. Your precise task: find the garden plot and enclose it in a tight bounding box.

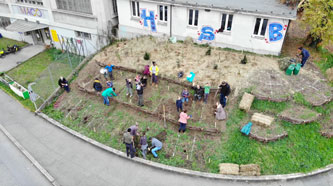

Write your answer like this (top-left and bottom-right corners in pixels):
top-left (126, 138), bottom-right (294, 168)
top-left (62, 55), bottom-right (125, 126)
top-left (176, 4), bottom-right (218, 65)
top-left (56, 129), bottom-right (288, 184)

top-left (248, 69), bottom-right (332, 105)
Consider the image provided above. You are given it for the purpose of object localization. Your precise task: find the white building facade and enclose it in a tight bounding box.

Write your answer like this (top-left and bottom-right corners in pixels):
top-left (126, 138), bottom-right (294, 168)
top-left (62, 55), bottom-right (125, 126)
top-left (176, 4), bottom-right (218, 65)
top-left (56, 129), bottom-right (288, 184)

top-left (117, 0), bottom-right (297, 55)
top-left (0, 0), bottom-right (118, 56)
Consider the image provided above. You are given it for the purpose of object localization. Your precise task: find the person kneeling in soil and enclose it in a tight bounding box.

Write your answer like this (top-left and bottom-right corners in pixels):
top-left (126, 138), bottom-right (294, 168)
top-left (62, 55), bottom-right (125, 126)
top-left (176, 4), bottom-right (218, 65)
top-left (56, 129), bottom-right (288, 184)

top-left (176, 97), bottom-right (183, 112)
top-left (140, 132), bottom-right (148, 159)
top-left (148, 137), bottom-right (163, 158)
top-left (125, 79), bottom-right (133, 97)
top-left (58, 76), bottom-right (70, 93)
top-left (93, 78), bottom-right (103, 92)
top-left (143, 65), bottom-right (150, 76)
top-left (106, 81), bottom-right (113, 88)
top-left (178, 110), bottom-right (191, 133)
top-left (101, 87), bottom-right (117, 106)
top-left (215, 102), bottom-right (226, 120)
top-left (136, 82), bottom-right (144, 107)
top-left (192, 83), bottom-right (204, 101)
top-left (123, 128), bottom-right (135, 158)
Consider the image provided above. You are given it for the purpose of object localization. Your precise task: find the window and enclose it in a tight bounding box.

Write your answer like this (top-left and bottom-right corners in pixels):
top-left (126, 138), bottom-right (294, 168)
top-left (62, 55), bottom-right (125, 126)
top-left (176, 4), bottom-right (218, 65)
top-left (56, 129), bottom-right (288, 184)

top-left (0, 17), bottom-right (11, 28)
top-left (131, 1), bottom-right (140, 17)
top-left (56, 0), bottom-right (92, 14)
top-left (219, 13), bottom-right (233, 32)
top-left (75, 31), bottom-right (91, 40)
top-left (159, 5), bottom-right (167, 22)
top-left (112, 0), bottom-right (118, 14)
top-left (253, 18), bottom-right (268, 36)
top-left (188, 9), bottom-right (199, 26)
top-left (16, 0), bottom-right (43, 6)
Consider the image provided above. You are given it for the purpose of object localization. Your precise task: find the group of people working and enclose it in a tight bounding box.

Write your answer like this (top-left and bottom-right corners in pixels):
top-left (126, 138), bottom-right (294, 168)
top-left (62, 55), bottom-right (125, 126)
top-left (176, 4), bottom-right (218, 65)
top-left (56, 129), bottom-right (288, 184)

top-left (123, 122), bottom-right (163, 159)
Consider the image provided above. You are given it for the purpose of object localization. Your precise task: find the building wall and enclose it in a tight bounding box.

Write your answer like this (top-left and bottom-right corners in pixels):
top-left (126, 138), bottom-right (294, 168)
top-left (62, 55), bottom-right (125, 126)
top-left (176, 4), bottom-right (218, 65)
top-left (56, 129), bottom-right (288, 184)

top-left (0, 0), bottom-right (118, 56)
top-left (118, 0), bottom-right (289, 55)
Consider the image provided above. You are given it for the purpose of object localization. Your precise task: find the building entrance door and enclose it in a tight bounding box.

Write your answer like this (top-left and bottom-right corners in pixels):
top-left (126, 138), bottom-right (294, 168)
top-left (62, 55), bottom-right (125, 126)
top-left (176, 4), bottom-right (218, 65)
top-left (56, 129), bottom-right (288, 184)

top-left (31, 30), bottom-right (44, 45)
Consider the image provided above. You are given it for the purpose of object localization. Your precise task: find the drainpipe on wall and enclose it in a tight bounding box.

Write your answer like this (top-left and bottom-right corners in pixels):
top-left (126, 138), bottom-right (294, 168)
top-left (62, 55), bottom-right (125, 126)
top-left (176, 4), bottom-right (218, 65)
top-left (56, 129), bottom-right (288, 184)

top-left (170, 4), bottom-right (173, 37)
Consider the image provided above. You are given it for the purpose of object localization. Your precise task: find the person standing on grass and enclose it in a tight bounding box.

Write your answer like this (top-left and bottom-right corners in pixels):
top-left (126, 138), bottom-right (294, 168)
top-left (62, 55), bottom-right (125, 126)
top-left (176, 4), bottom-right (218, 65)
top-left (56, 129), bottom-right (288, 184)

top-left (136, 82), bottom-right (144, 107)
top-left (105, 64), bottom-right (115, 80)
top-left (125, 79), bottom-right (133, 97)
top-left (148, 137), bottom-right (162, 158)
top-left (149, 61), bottom-right (159, 87)
top-left (93, 78), bottom-right (103, 92)
top-left (140, 132), bottom-right (148, 159)
top-left (181, 88), bottom-right (189, 103)
top-left (101, 87), bottom-right (117, 106)
top-left (178, 110), bottom-right (191, 133)
top-left (176, 97), bottom-right (183, 112)
top-left (58, 76), bottom-right (70, 93)
top-left (204, 83), bottom-right (211, 104)
top-left (123, 128), bottom-right (135, 158)
top-left (297, 47), bottom-right (310, 67)
top-left (218, 81), bottom-right (230, 108)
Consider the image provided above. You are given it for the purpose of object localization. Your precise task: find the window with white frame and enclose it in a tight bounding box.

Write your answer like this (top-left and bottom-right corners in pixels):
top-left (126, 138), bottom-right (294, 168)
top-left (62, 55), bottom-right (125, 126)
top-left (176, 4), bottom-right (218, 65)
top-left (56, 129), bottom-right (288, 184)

top-left (0, 17), bottom-right (11, 28)
top-left (219, 13), bottom-right (233, 32)
top-left (16, 0), bottom-right (43, 6)
top-left (159, 5), bottom-right (168, 22)
top-left (253, 18), bottom-right (268, 36)
top-left (188, 9), bottom-right (199, 26)
top-left (131, 1), bottom-right (140, 17)
top-left (56, 0), bottom-right (92, 14)
top-left (75, 31), bottom-right (91, 40)
top-left (112, 0), bottom-right (118, 14)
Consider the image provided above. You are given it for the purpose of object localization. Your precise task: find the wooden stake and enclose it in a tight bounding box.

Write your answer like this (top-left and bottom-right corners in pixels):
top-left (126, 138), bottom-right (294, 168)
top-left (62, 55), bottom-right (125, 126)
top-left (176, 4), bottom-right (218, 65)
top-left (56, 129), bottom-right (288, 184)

top-left (215, 122), bottom-right (217, 129)
top-left (163, 105), bottom-right (167, 128)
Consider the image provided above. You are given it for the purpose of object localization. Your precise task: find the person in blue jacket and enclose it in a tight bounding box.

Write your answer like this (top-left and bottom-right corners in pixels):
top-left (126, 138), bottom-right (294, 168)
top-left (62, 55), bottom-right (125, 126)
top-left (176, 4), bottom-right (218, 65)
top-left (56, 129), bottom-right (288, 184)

top-left (105, 64), bottom-right (115, 80)
top-left (297, 47), bottom-right (310, 67)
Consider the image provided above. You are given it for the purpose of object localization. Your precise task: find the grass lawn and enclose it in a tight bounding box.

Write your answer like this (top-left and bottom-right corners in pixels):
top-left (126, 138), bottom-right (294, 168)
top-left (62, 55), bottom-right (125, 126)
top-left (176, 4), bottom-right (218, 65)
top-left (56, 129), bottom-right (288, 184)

top-left (0, 37), bottom-right (27, 49)
top-left (7, 48), bottom-right (82, 99)
top-left (0, 82), bottom-right (35, 111)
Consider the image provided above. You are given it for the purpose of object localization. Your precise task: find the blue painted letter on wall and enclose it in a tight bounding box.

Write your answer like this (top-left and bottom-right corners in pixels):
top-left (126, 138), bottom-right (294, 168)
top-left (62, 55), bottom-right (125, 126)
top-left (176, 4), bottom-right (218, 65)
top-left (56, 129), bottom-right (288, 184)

top-left (141, 9), bottom-right (156, 32)
top-left (198, 26), bottom-right (215, 41)
top-left (268, 23), bottom-right (283, 42)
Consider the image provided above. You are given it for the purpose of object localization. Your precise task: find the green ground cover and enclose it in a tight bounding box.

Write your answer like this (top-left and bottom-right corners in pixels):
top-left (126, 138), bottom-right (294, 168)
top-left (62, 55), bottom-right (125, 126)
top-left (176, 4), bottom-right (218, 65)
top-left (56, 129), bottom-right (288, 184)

top-left (7, 48), bottom-right (82, 100)
top-left (0, 82), bottom-right (35, 111)
top-left (0, 37), bottom-right (27, 49)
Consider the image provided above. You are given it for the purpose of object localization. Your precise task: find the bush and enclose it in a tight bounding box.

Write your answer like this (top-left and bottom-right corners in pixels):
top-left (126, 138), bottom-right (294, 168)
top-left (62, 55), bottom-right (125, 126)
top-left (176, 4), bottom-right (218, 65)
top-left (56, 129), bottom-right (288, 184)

top-left (241, 55), bottom-right (248, 64)
top-left (144, 52), bottom-right (150, 60)
top-left (213, 64), bottom-right (218, 69)
top-left (206, 47), bottom-right (212, 56)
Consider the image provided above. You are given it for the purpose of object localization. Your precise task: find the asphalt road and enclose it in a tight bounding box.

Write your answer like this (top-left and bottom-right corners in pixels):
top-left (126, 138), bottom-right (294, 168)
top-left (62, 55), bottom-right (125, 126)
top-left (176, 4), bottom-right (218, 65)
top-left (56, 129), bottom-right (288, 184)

top-left (0, 89), bottom-right (332, 186)
top-left (0, 128), bottom-right (51, 186)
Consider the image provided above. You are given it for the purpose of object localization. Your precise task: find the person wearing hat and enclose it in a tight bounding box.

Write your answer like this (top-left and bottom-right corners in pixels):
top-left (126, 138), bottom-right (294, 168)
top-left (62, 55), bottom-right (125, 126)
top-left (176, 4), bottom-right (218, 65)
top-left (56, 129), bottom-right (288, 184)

top-left (218, 81), bottom-right (230, 108)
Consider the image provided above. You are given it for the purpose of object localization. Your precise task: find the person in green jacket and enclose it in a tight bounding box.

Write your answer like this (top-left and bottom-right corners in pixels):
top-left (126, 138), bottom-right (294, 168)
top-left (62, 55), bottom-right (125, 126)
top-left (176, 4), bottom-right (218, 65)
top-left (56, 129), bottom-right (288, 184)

top-left (101, 87), bottom-right (117, 106)
top-left (204, 83), bottom-right (211, 104)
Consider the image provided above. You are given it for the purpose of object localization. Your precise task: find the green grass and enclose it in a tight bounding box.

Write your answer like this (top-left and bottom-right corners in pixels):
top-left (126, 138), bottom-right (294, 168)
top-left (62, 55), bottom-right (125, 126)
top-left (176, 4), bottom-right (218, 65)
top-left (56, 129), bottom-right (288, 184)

top-left (7, 48), bottom-right (81, 99)
top-left (0, 82), bottom-right (35, 111)
top-left (0, 37), bottom-right (27, 49)
top-left (251, 99), bottom-right (291, 114)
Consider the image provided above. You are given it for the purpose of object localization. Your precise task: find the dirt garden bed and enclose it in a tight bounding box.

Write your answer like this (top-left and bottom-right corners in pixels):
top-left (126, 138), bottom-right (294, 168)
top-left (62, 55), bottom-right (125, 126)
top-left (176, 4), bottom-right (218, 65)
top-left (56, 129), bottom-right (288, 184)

top-left (278, 106), bottom-right (321, 124)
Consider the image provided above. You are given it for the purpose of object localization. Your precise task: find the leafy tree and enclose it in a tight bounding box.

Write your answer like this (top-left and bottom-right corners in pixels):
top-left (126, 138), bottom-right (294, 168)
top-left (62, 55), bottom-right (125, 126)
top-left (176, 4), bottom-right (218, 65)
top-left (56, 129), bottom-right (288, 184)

top-left (301, 0), bottom-right (333, 47)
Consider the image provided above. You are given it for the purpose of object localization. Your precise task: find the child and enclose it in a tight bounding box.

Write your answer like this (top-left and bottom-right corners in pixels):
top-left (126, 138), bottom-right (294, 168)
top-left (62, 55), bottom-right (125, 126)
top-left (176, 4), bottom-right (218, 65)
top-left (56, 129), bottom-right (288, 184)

top-left (135, 75), bottom-right (141, 83)
top-left (178, 110), bottom-right (191, 133)
top-left (176, 97), bottom-right (183, 112)
top-left (143, 65), bottom-right (150, 76)
top-left (204, 83), bottom-right (211, 104)
top-left (125, 79), bottom-right (133, 97)
top-left (141, 75), bottom-right (148, 87)
top-left (106, 81), bottom-right (113, 88)
top-left (181, 88), bottom-right (189, 103)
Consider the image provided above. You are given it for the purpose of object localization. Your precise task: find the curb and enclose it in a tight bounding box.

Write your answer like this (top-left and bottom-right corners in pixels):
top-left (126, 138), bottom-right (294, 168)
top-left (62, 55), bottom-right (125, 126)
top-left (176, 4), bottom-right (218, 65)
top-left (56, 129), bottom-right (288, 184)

top-left (0, 124), bottom-right (60, 186)
top-left (37, 112), bottom-right (333, 182)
